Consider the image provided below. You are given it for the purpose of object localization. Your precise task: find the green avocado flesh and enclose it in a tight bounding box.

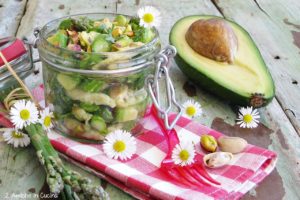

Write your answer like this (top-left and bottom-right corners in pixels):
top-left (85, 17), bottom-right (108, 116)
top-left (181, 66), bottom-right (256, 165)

top-left (170, 15), bottom-right (275, 107)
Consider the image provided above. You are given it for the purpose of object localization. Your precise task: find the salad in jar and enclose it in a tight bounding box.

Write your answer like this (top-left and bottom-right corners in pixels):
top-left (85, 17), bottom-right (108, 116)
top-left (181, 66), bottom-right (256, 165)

top-left (39, 14), bottom-right (161, 141)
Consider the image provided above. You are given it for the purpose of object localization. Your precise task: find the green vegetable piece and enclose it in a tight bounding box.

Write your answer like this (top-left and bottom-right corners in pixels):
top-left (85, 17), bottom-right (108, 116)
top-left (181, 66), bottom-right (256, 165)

top-left (80, 79), bottom-right (105, 93)
top-left (57, 73), bottom-right (81, 90)
top-left (91, 18), bottom-right (112, 33)
top-left (114, 15), bottom-right (128, 26)
top-left (131, 23), bottom-right (139, 32)
top-left (90, 116), bottom-right (107, 133)
top-left (79, 31), bottom-right (100, 49)
top-left (66, 89), bottom-right (116, 108)
top-left (59, 18), bottom-right (75, 30)
top-left (47, 30), bottom-right (68, 48)
top-left (92, 35), bottom-right (111, 52)
top-left (72, 106), bottom-right (92, 122)
top-left (115, 107), bottom-right (138, 122)
top-left (79, 54), bottom-right (102, 69)
top-left (141, 28), bottom-right (155, 43)
top-left (64, 117), bottom-right (84, 133)
top-left (129, 17), bottom-right (140, 29)
top-left (105, 33), bottom-right (115, 43)
top-left (99, 106), bottom-right (114, 122)
top-left (115, 89), bottom-right (147, 108)
top-left (79, 102), bottom-right (99, 112)
top-left (74, 17), bottom-right (94, 31)
top-left (24, 123), bottom-right (109, 198)
top-left (109, 85), bottom-right (128, 99)
top-left (114, 36), bottom-right (133, 48)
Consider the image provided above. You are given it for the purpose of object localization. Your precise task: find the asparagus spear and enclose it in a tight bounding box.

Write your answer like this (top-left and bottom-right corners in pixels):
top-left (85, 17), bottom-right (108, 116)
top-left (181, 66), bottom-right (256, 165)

top-left (25, 124), bottom-right (109, 200)
top-left (0, 113), bottom-right (109, 199)
top-left (0, 51), bottom-right (109, 199)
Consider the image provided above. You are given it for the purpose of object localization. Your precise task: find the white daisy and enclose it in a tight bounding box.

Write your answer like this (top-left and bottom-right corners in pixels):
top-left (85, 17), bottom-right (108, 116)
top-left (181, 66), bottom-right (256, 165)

top-left (10, 100), bottom-right (39, 129)
top-left (39, 107), bottom-right (54, 132)
top-left (182, 99), bottom-right (202, 119)
top-left (172, 140), bottom-right (195, 166)
top-left (2, 128), bottom-right (30, 148)
top-left (137, 6), bottom-right (161, 28)
top-left (103, 130), bottom-right (136, 161)
top-left (236, 106), bottom-right (260, 128)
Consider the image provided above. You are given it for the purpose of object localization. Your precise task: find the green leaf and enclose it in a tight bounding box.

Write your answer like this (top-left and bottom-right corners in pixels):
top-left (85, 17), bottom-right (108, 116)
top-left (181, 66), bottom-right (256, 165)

top-left (80, 79), bottom-right (105, 93)
top-left (79, 102), bottom-right (99, 112)
top-left (59, 18), bottom-right (75, 30)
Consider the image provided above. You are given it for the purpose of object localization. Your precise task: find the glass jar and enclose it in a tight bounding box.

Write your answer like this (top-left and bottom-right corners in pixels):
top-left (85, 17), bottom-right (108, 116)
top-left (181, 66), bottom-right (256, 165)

top-left (37, 13), bottom-right (161, 142)
top-left (0, 37), bottom-right (34, 101)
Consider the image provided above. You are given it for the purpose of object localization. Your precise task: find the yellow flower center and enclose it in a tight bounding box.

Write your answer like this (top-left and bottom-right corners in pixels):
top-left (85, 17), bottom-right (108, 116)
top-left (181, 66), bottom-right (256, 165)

top-left (179, 150), bottom-right (190, 161)
top-left (186, 106), bottom-right (196, 116)
top-left (44, 116), bottom-right (52, 127)
top-left (243, 114), bottom-right (253, 123)
top-left (20, 109), bottom-right (30, 120)
top-left (143, 13), bottom-right (154, 23)
top-left (12, 131), bottom-right (24, 139)
top-left (113, 140), bottom-right (126, 152)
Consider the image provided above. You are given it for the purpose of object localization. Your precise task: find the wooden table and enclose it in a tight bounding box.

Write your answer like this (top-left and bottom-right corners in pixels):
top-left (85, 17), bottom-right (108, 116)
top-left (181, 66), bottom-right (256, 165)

top-left (1, 0), bottom-right (300, 199)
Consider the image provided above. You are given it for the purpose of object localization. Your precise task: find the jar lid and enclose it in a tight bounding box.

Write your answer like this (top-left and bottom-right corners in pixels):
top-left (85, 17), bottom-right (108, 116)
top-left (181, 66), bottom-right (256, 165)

top-left (0, 37), bottom-right (27, 67)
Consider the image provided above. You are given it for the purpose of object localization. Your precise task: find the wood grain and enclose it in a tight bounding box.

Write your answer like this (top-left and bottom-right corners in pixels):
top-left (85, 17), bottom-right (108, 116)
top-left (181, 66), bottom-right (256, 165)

top-left (117, 1), bottom-right (300, 199)
top-left (0, 0), bottom-right (27, 37)
top-left (1, 0), bottom-right (300, 199)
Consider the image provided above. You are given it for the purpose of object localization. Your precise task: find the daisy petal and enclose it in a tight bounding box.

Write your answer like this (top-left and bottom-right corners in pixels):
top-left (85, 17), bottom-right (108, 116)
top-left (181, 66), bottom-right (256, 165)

top-left (236, 106), bottom-right (260, 129)
top-left (171, 140), bottom-right (195, 166)
top-left (2, 129), bottom-right (30, 148)
top-left (137, 6), bottom-right (161, 28)
top-left (9, 100), bottom-right (39, 129)
top-left (103, 130), bottom-right (136, 161)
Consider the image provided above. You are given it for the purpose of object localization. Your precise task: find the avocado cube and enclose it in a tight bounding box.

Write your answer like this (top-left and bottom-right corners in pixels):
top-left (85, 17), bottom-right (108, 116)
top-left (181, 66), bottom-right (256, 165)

top-left (115, 107), bottom-right (138, 122)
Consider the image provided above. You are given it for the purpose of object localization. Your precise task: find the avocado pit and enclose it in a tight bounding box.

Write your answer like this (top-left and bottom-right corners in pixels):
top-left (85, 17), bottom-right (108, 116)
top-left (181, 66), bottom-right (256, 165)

top-left (185, 18), bottom-right (238, 63)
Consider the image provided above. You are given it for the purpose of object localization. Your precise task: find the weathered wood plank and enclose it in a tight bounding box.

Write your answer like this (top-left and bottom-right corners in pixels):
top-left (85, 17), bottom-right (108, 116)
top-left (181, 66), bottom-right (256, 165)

top-left (0, 0), bottom-right (27, 37)
top-left (0, 0), bottom-right (299, 199)
top-left (254, 0), bottom-right (300, 135)
top-left (0, 145), bottom-right (44, 199)
top-left (16, 0), bottom-right (117, 38)
top-left (213, 0), bottom-right (300, 134)
top-left (116, 1), bottom-right (300, 199)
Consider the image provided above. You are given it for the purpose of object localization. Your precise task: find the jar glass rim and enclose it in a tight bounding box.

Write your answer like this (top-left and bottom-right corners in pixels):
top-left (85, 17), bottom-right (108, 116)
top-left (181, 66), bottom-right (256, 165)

top-left (39, 12), bottom-right (160, 57)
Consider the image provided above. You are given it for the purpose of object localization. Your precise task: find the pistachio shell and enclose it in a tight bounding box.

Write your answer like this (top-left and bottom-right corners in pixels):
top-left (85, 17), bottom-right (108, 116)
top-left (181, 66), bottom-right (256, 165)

top-left (217, 136), bottom-right (248, 154)
top-left (203, 152), bottom-right (233, 168)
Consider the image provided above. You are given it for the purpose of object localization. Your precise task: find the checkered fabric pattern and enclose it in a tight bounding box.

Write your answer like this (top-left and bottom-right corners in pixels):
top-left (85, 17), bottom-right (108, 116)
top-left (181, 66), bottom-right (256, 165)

top-left (0, 86), bottom-right (276, 200)
top-left (47, 109), bottom-right (277, 200)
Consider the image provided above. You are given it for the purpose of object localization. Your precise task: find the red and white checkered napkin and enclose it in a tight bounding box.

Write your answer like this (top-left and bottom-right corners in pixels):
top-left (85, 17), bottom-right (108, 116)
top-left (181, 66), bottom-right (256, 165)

top-left (48, 110), bottom-right (277, 200)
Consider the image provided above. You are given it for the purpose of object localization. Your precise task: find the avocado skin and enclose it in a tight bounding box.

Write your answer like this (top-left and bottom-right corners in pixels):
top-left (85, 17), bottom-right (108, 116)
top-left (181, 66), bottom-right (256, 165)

top-left (170, 15), bottom-right (275, 107)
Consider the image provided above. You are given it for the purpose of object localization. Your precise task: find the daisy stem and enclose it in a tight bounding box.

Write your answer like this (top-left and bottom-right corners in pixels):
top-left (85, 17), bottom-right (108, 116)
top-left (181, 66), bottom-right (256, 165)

top-left (24, 123), bottom-right (109, 200)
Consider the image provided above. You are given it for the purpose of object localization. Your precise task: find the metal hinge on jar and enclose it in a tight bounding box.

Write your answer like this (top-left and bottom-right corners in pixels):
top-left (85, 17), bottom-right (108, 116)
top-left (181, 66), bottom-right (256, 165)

top-left (146, 45), bottom-right (183, 130)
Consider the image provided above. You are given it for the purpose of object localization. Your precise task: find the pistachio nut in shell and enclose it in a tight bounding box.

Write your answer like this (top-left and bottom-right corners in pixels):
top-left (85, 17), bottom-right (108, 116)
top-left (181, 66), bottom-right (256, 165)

top-left (217, 136), bottom-right (248, 154)
top-left (200, 134), bottom-right (218, 152)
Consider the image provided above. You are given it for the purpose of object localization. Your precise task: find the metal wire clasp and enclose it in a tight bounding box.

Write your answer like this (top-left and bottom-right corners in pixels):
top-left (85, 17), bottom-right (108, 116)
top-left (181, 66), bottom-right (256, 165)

top-left (146, 45), bottom-right (183, 130)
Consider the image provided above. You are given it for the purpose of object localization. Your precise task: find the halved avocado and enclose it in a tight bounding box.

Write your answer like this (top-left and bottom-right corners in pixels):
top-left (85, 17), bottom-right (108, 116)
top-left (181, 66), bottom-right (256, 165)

top-left (170, 15), bottom-right (275, 107)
